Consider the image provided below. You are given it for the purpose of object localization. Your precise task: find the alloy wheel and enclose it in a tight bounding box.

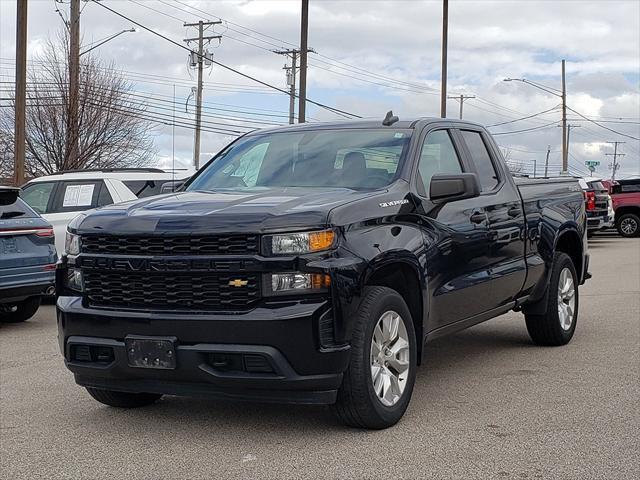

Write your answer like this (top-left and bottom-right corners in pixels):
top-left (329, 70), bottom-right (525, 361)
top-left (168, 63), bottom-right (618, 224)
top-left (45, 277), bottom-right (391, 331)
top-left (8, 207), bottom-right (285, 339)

top-left (557, 267), bottom-right (576, 331)
top-left (370, 310), bottom-right (411, 407)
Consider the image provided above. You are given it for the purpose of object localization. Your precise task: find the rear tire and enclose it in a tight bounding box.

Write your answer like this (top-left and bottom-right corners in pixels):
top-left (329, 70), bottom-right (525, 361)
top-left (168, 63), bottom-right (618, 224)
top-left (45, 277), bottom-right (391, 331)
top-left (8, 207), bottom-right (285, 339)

top-left (525, 252), bottom-right (578, 346)
top-left (332, 286), bottom-right (417, 429)
top-left (86, 388), bottom-right (162, 408)
top-left (0, 297), bottom-right (41, 323)
top-left (616, 213), bottom-right (640, 238)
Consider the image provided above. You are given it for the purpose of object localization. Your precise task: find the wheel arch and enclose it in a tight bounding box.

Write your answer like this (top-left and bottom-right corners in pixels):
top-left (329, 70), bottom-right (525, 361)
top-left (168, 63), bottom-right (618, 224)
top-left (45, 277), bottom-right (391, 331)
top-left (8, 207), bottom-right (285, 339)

top-left (363, 258), bottom-right (426, 365)
top-left (554, 228), bottom-right (583, 281)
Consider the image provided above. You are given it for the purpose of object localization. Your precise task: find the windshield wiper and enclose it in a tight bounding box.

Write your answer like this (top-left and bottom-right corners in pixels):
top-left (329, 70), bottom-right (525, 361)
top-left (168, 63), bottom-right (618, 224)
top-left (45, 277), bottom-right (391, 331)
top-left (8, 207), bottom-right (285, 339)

top-left (0, 211), bottom-right (26, 219)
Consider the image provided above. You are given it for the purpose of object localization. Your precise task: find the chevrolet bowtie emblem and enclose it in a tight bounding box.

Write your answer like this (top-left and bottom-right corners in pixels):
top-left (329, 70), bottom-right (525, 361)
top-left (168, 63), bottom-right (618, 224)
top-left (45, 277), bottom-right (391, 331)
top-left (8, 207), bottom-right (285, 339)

top-left (228, 279), bottom-right (248, 287)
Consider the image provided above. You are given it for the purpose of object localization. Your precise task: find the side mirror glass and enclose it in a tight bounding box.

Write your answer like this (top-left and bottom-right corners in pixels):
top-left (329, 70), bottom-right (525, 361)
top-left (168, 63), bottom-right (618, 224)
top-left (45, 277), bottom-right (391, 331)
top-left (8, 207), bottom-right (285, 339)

top-left (429, 173), bottom-right (481, 203)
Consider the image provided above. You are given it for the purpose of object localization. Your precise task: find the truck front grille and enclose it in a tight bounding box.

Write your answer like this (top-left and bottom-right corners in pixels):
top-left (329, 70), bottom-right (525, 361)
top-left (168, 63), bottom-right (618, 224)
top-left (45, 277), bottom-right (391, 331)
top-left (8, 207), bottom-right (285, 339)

top-left (84, 272), bottom-right (260, 311)
top-left (81, 234), bottom-right (259, 256)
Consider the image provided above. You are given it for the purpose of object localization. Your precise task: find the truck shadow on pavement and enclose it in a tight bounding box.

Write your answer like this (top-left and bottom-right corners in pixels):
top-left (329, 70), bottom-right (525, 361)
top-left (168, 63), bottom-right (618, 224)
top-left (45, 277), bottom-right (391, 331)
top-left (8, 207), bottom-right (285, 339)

top-left (80, 319), bottom-right (536, 433)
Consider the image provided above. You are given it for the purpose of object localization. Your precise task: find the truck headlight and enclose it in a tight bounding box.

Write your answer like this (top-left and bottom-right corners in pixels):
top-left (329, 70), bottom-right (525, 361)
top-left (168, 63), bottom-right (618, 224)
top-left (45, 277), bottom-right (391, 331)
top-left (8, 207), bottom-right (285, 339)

top-left (265, 273), bottom-right (331, 296)
top-left (65, 268), bottom-right (84, 292)
top-left (264, 229), bottom-right (335, 256)
top-left (64, 231), bottom-right (81, 256)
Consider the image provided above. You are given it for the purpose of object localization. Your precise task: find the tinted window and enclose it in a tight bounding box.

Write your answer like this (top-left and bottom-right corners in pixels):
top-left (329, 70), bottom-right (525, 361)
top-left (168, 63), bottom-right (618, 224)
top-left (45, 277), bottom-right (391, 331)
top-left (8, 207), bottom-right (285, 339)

top-left (587, 181), bottom-right (606, 191)
top-left (460, 130), bottom-right (499, 191)
top-left (97, 183), bottom-right (114, 207)
top-left (187, 129), bottom-right (412, 191)
top-left (417, 130), bottom-right (462, 196)
top-left (124, 180), bottom-right (173, 198)
top-left (50, 181), bottom-right (101, 213)
top-left (0, 193), bottom-right (37, 218)
top-left (21, 182), bottom-right (55, 214)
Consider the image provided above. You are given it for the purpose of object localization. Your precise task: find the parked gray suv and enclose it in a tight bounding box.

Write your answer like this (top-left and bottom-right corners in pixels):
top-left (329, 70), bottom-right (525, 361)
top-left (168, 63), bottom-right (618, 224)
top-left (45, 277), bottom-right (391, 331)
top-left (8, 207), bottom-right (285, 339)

top-left (1, 187), bottom-right (57, 323)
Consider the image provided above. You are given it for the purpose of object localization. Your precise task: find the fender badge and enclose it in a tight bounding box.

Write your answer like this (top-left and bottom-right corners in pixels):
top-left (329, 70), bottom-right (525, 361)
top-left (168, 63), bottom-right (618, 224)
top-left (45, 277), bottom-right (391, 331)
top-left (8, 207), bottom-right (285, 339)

top-left (379, 199), bottom-right (409, 208)
top-left (228, 279), bottom-right (249, 287)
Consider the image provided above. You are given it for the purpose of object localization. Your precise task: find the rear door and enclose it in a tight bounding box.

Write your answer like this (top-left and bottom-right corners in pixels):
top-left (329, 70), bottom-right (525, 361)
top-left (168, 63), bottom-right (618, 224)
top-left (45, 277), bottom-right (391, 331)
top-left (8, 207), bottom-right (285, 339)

top-left (456, 129), bottom-right (527, 308)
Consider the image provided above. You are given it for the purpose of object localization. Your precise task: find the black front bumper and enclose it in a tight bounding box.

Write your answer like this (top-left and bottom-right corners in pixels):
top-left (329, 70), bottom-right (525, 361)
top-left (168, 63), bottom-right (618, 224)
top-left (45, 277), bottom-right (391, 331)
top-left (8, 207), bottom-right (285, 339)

top-left (57, 296), bottom-right (349, 405)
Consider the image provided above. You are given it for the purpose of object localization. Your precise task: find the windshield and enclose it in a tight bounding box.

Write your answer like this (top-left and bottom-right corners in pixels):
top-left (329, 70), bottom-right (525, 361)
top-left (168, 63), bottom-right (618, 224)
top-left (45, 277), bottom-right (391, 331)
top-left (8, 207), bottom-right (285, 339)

top-left (187, 128), bottom-right (412, 191)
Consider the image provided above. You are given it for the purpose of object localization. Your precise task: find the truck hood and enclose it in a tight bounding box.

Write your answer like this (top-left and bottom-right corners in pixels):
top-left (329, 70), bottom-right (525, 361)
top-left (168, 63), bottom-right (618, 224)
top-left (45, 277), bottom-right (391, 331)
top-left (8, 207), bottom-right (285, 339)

top-left (75, 187), bottom-right (378, 235)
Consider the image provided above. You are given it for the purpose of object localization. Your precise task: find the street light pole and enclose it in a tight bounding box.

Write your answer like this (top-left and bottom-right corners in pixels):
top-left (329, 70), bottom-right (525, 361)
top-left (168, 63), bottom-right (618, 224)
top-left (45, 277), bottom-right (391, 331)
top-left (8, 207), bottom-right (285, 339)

top-left (504, 59), bottom-right (568, 173)
top-left (440, 0), bottom-right (448, 118)
top-left (80, 28), bottom-right (136, 57)
top-left (561, 59), bottom-right (567, 174)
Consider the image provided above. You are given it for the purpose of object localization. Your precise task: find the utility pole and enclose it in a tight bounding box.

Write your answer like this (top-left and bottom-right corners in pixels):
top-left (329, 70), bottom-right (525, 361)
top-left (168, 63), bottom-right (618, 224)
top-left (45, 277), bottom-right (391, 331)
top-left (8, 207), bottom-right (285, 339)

top-left (184, 21), bottom-right (221, 169)
top-left (561, 59), bottom-right (567, 174)
top-left (298, 0), bottom-right (309, 123)
top-left (447, 94), bottom-right (475, 119)
top-left (440, 0), bottom-right (448, 118)
top-left (605, 141), bottom-right (625, 181)
top-left (13, 0), bottom-right (27, 186)
top-left (544, 145), bottom-right (551, 177)
top-left (274, 49), bottom-right (299, 125)
top-left (68, 0), bottom-right (80, 170)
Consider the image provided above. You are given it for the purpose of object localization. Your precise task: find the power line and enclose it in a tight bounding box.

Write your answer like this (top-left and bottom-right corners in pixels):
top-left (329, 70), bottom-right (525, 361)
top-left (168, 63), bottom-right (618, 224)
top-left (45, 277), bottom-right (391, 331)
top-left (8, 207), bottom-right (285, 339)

top-left (566, 106), bottom-right (639, 141)
top-left (166, 0), bottom-right (441, 93)
top-left (89, 0), bottom-right (361, 119)
top-left (491, 121), bottom-right (559, 136)
top-left (487, 106), bottom-right (561, 127)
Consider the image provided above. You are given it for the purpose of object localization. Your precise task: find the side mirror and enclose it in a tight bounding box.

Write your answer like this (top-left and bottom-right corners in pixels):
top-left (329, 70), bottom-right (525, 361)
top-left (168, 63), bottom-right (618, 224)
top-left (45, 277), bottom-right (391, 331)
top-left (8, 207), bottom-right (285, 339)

top-left (429, 173), bottom-right (481, 203)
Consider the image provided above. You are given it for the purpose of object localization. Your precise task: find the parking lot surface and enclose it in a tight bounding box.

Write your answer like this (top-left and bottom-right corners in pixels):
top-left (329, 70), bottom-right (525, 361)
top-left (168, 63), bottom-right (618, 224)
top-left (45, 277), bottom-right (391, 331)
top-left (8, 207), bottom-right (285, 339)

top-left (1, 233), bottom-right (638, 479)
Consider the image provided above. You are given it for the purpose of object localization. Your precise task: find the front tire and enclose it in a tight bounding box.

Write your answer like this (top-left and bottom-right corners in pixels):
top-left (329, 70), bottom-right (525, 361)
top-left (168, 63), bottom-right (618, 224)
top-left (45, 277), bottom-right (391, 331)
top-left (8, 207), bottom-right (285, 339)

top-left (0, 297), bottom-right (41, 323)
top-left (332, 286), bottom-right (417, 429)
top-left (86, 388), bottom-right (162, 408)
top-left (616, 213), bottom-right (640, 238)
top-left (525, 252), bottom-right (578, 346)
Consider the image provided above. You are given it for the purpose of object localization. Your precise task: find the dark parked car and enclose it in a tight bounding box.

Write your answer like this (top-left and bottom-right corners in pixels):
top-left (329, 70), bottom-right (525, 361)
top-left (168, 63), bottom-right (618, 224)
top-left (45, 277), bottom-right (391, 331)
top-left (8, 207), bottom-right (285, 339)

top-left (1, 187), bottom-right (57, 323)
top-left (57, 116), bottom-right (589, 428)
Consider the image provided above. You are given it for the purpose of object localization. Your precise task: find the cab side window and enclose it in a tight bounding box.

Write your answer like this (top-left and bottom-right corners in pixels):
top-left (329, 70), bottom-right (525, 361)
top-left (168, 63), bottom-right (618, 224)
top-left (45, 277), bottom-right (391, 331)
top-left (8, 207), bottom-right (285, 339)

top-left (460, 130), bottom-right (499, 191)
top-left (417, 130), bottom-right (463, 197)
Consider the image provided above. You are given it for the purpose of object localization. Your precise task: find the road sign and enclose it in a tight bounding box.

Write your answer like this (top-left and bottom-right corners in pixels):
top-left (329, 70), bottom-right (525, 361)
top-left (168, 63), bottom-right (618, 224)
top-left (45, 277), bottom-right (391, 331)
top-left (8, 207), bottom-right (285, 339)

top-left (585, 160), bottom-right (600, 167)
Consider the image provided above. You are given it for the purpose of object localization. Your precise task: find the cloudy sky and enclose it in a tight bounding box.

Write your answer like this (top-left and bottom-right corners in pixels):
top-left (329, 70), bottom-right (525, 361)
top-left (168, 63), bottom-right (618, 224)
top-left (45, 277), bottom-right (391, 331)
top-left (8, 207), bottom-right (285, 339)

top-left (1, 0), bottom-right (639, 178)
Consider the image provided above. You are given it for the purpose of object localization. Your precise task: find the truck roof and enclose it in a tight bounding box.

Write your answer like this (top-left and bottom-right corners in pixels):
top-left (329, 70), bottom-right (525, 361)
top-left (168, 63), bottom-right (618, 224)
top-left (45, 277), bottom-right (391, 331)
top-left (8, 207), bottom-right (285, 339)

top-left (246, 117), bottom-right (486, 135)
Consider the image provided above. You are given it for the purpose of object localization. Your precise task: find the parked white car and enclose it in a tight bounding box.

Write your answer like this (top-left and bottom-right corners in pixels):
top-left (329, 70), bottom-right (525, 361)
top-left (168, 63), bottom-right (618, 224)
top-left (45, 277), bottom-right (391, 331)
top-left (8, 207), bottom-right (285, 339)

top-left (20, 168), bottom-right (193, 254)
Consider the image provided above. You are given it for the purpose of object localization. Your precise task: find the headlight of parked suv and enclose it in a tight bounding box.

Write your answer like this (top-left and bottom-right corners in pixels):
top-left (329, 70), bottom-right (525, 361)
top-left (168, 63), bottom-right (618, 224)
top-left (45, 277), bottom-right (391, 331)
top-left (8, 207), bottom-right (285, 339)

top-left (64, 231), bottom-right (81, 256)
top-left (263, 229), bottom-right (335, 256)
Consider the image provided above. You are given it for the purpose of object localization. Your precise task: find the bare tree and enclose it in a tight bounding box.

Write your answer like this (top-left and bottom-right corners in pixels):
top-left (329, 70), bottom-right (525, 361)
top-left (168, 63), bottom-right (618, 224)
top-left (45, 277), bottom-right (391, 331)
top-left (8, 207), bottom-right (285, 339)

top-left (0, 32), bottom-right (155, 178)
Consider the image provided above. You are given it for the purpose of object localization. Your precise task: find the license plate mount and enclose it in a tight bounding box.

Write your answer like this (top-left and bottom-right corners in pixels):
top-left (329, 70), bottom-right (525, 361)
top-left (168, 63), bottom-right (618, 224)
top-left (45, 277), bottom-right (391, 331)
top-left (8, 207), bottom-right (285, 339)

top-left (125, 335), bottom-right (177, 370)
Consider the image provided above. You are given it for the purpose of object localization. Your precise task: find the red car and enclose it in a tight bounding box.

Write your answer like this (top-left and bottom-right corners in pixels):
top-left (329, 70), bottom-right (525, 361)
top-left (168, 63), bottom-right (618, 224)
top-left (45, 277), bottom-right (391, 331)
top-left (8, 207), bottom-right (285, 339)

top-left (604, 178), bottom-right (640, 238)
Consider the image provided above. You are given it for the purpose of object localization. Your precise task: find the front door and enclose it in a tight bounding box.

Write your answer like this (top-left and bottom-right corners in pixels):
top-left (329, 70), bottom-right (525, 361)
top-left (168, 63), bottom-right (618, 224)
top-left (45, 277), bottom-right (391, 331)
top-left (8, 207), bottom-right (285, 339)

top-left (413, 127), bottom-right (497, 330)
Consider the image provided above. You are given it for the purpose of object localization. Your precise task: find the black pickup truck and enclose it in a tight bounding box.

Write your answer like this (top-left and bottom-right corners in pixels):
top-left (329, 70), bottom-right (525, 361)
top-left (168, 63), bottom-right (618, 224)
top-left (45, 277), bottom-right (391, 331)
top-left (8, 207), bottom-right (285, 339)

top-left (57, 116), bottom-right (589, 429)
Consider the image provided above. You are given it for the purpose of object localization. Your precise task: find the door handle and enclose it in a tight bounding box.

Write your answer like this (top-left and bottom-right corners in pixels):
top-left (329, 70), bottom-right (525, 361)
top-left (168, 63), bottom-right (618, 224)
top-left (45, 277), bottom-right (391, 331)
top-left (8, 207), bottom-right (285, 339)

top-left (507, 206), bottom-right (521, 217)
top-left (470, 211), bottom-right (487, 224)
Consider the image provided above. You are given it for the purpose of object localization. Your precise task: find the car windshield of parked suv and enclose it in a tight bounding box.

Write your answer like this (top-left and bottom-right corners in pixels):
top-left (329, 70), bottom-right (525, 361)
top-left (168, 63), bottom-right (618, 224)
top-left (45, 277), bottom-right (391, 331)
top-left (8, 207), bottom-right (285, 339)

top-left (187, 128), bottom-right (412, 191)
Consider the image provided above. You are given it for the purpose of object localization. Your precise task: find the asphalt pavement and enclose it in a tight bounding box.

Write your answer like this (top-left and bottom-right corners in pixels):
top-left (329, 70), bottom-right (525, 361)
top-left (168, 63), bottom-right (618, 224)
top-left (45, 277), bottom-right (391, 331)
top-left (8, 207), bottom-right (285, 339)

top-left (1, 232), bottom-right (638, 479)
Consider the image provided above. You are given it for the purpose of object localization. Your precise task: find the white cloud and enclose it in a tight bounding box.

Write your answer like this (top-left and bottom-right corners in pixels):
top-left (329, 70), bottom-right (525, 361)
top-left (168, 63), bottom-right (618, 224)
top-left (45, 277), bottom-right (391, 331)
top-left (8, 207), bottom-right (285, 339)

top-left (1, 0), bottom-right (638, 177)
